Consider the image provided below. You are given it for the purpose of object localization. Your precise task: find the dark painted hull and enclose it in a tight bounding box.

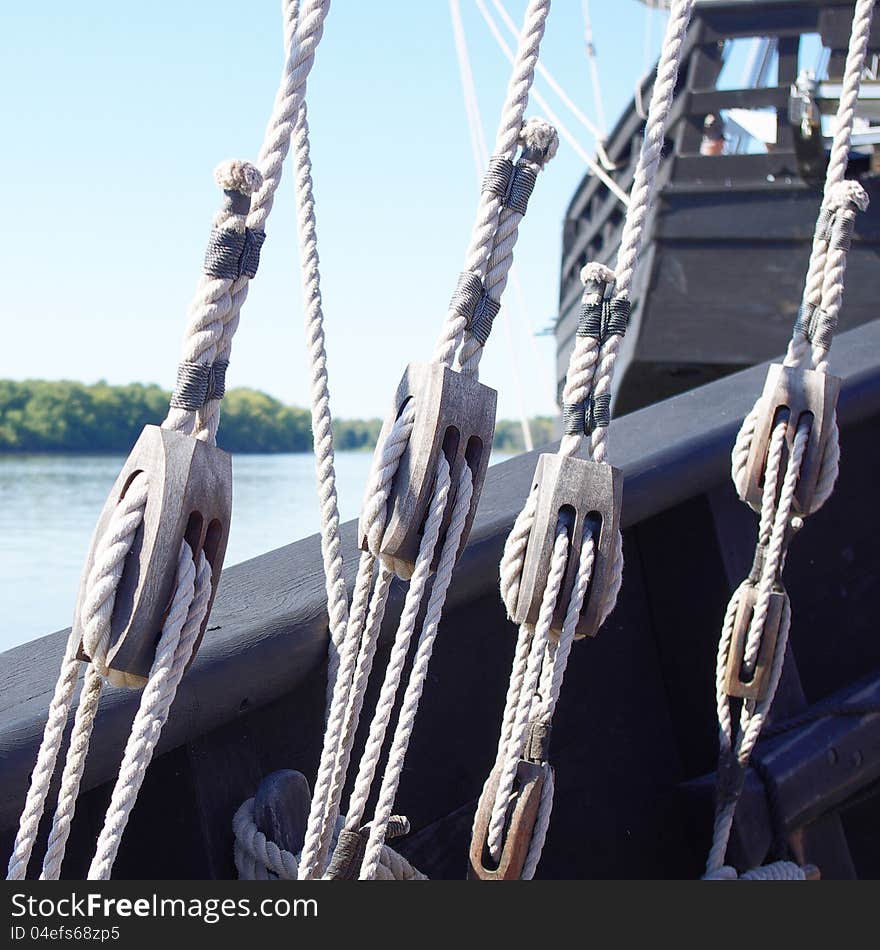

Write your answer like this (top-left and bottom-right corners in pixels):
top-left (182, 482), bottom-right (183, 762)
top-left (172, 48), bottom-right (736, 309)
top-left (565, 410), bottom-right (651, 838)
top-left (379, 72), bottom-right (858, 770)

top-left (2, 320), bottom-right (878, 879)
top-left (556, 0), bottom-right (880, 416)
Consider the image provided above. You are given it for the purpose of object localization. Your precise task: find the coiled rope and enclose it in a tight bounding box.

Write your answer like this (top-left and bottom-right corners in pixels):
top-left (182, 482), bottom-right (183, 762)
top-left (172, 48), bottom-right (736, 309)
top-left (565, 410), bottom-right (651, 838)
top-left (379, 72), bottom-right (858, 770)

top-left (478, 0), bottom-right (696, 877)
top-left (705, 0), bottom-right (875, 881)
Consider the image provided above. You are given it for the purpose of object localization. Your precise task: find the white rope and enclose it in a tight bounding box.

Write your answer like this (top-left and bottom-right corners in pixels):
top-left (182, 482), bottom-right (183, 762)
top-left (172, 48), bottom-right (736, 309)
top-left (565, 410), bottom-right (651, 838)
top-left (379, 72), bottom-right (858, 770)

top-left (295, 427), bottom-right (428, 879)
top-left (295, 406), bottom-right (414, 880)
top-left (233, 800), bottom-right (427, 881)
top-left (162, 0), bottom-right (331, 445)
top-left (476, 0), bottom-right (693, 881)
top-left (9, 0), bottom-right (334, 881)
top-left (487, 525), bottom-right (568, 861)
top-left (295, 0), bottom-right (558, 882)
top-left (705, 861), bottom-right (806, 881)
top-left (9, 515), bottom-right (212, 880)
top-left (38, 668), bottom-right (103, 880)
top-left (313, 561), bottom-right (394, 869)
top-left (7, 471), bottom-right (150, 880)
top-left (5, 637), bottom-right (83, 879)
top-left (476, 0), bottom-right (628, 203)
top-left (705, 420), bottom-right (805, 877)
top-left (341, 460), bottom-right (451, 842)
top-left (560, 0), bottom-right (694, 462)
top-left (482, 527), bottom-right (595, 873)
top-left (290, 92), bottom-right (349, 706)
top-left (359, 464), bottom-right (474, 880)
top-left (88, 545), bottom-right (211, 880)
top-left (433, 0), bottom-right (555, 370)
top-left (456, 118), bottom-right (559, 377)
top-left (450, 0), bottom-right (535, 452)
top-left (488, 0), bottom-right (610, 157)
top-left (784, 0), bottom-right (876, 371)
top-left (706, 1), bottom-right (874, 881)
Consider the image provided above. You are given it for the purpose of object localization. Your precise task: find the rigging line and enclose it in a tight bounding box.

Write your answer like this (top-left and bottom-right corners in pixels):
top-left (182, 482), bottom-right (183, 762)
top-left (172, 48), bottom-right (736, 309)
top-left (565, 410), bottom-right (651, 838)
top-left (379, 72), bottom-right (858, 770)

top-left (709, 3), bottom-right (876, 878)
top-left (642, 0), bottom-right (655, 74)
top-left (450, 0), bottom-right (534, 451)
top-left (486, 0), bottom-right (613, 165)
top-left (581, 0), bottom-right (608, 138)
top-left (474, 0), bottom-right (629, 206)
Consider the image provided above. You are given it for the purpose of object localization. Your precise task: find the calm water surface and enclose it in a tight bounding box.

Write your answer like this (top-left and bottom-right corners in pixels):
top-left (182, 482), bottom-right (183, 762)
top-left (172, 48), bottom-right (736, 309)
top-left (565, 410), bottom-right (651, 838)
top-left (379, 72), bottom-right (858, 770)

top-left (0, 451), bottom-right (509, 652)
top-left (0, 452), bottom-right (378, 652)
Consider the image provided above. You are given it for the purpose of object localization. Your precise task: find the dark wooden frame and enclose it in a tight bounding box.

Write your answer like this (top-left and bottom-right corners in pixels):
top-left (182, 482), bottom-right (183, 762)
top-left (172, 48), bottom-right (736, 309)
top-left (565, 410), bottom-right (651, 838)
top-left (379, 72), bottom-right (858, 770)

top-left (1, 319), bottom-right (878, 878)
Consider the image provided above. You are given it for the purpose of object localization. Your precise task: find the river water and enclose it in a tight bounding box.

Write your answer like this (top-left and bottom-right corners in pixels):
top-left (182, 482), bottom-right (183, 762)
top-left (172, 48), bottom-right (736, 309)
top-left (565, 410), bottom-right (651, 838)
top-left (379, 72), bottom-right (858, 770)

top-left (0, 451), bottom-right (509, 652)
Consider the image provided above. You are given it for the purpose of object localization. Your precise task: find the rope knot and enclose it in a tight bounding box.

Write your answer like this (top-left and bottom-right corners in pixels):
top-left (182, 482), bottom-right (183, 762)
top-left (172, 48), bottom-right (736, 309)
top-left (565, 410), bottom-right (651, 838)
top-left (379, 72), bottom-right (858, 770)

top-left (518, 117), bottom-right (559, 167)
top-left (580, 262), bottom-right (616, 290)
top-left (827, 179), bottom-right (869, 213)
top-left (214, 159), bottom-right (263, 197)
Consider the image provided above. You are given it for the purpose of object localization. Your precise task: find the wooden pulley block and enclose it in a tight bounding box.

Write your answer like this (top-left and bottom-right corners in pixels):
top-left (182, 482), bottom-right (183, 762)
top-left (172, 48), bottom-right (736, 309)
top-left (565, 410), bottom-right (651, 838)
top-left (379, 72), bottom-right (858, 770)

top-left (741, 364), bottom-right (840, 516)
top-left (468, 761), bottom-right (546, 881)
top-left (73, 425), bottom-right (232, 686)
top-left (359, 362), bottom-right (497, 573)
top-left (724, 582), bottom-right (790, 702)
top-left (512, 454), bottom-right (622, 640)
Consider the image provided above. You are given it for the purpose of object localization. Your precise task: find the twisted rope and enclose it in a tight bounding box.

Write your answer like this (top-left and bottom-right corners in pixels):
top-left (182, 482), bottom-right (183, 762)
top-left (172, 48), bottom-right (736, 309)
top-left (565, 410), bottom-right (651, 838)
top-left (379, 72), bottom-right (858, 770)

top-left (12, 0), bottom-right (332, 884)
top-left (88, 545), bottom-right (211, 880)
top-left (486, 524), bottom-right (568, 861)
top-left (456, 119), bottom-right (559, 376)
top-left (483, 527), bottom-right (595, 874)
top-left (289, 93), bottom-right (349, 706)
top-left (706, 421), bottom-right (808, 877)
top-left (359, 464), bottom-right (474, 880)
top-left (233, 800), bottom-right (426, 881)
top-left (434, 0), bottom-right (555, 370)
top-left (560, 0), bottom-right (694, 462)
top-left (705, 861), bottom-right (806, 881)
top-left (298, 1), bottom-right (557, 882)
top-left (163, 0), bottom-right (331, 445)
top-left (9, 521), bottom-right (212, 880)
top-left (707, 3), bottom-right (874, 881)
top-left (785, 0), bottom-right (875, 371)
top-left (477, 0), bottom-right (694, 881)
top-left (7, 472), bottom-right (150, 880)
top-left (296, 406), bottom-right (413, 879)
top-left (340, 460), bottom-right (451, 851)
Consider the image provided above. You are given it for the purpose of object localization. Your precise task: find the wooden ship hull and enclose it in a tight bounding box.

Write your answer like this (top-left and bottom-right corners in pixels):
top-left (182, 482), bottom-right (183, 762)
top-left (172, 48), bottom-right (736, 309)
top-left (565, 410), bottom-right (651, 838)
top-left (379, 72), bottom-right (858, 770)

top-left (2, 0), bottom-right (879, 879)
top-left (557, 0), bottom-right (880, 414)
top-left (2, 317), bottom-right (878, 879)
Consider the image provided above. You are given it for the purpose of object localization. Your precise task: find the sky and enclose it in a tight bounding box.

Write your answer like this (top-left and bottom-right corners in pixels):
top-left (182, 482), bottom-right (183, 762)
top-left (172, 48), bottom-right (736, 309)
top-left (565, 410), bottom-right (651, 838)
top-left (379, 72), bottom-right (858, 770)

top-left (0, 1), bottom-right (670, 422)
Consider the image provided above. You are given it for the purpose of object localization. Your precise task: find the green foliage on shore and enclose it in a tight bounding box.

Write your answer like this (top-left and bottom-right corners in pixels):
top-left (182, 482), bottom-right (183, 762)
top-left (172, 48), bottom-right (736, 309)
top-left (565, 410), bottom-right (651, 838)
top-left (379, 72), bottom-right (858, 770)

top-left (0, 380), bottom-right (556, 455)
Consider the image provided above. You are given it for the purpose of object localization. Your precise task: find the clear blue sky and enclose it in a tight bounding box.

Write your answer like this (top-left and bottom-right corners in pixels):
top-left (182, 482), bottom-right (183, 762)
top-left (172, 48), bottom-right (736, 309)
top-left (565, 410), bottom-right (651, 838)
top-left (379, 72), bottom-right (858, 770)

top-left (0, 1), bottom-right (667, 421)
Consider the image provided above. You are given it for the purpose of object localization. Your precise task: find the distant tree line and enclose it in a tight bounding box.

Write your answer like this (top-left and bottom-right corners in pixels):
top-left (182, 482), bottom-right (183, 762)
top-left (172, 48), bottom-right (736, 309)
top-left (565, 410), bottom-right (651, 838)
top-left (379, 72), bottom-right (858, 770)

top-left (0, 380), bottom-right (556, 455)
